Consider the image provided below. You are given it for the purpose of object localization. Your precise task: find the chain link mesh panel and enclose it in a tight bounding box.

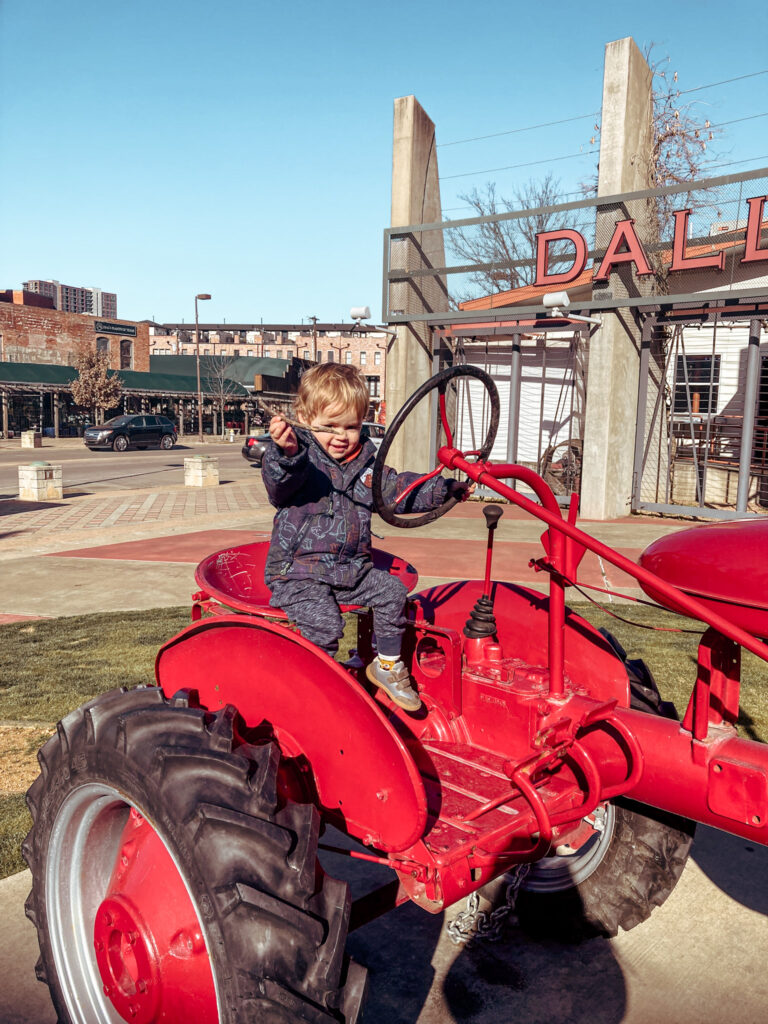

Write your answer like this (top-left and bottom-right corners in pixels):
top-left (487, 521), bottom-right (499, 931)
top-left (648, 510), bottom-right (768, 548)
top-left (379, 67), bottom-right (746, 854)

top-left (384, 169), bottom-right (768, 323)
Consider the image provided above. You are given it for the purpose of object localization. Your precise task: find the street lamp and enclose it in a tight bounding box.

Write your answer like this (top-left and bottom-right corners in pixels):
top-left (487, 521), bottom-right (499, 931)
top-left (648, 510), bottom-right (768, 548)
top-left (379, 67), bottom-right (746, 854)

top-left (329, 338), bottom-right (350, 363)
top-left (195, 293), bottom-right (211, 442)
top-left (307, 315), bottom-right (318, 361)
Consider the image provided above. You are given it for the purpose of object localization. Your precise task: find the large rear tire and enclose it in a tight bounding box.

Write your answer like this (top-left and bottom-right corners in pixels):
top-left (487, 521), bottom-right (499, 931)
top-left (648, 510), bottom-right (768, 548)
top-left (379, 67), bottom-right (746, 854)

top-left (23, 687), bottom-right (366, 1023)
top-left (514, 641), bottom-right (695, 940)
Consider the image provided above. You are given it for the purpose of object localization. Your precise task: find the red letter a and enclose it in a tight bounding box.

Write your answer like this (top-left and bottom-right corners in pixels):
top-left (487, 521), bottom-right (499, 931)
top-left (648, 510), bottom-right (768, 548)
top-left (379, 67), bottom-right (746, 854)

top-left (594, 219), bottom-right (653, 280)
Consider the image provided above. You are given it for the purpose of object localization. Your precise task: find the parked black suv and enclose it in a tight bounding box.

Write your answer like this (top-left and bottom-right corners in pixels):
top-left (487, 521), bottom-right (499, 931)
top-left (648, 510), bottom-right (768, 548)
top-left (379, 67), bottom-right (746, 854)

top-left (84, 414), bottom-right (178, 452)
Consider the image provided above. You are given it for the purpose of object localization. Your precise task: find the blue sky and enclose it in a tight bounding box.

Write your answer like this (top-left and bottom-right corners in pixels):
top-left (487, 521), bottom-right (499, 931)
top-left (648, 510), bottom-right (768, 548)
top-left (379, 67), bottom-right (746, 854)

top-left (1, 0), bottom-right (766, 325)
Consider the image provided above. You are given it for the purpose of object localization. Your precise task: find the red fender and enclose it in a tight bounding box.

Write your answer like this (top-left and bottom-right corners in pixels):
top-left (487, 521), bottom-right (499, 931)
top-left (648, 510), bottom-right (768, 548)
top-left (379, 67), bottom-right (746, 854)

top-left (155, 615), bottom-right (427, 853)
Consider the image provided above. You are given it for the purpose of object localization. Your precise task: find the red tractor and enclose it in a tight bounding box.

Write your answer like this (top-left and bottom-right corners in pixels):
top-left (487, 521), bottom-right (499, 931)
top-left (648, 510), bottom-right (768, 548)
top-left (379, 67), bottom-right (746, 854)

top-left (23, 366), bottom-right (768, 1023)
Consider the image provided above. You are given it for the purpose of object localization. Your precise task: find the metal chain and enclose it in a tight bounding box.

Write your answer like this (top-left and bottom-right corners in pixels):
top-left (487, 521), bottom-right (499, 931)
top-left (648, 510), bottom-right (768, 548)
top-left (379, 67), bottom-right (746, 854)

top-left (445, 864), bottom-right (531, 945)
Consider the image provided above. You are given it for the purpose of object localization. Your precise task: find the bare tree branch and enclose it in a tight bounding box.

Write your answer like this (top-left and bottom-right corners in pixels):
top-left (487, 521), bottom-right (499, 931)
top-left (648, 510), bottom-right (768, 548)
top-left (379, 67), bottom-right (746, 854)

top-left (202, 356), bottom-right (245, 437)
top-left (447, 173), bottom-right (572, 298)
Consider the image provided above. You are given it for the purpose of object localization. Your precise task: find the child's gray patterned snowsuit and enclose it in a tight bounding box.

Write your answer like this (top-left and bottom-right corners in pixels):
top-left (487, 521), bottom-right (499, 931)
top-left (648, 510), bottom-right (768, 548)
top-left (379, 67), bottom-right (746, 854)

top-left (261, 431), bottom-right (449, 655)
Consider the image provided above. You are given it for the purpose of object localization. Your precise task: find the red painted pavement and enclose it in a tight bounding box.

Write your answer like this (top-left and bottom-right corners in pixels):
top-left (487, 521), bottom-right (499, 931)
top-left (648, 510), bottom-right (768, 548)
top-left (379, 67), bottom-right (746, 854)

top-left (49, 527), bottom-right (643, 591)
top-left (50, 530), bottom-right (267, 563)
top-left (372, 535), bottom-right (643, 591)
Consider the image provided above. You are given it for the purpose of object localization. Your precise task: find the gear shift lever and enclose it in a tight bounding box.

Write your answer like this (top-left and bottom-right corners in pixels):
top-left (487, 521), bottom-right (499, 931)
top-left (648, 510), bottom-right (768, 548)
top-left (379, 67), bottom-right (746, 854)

top-left (464, 504), bottom-right (504, 639)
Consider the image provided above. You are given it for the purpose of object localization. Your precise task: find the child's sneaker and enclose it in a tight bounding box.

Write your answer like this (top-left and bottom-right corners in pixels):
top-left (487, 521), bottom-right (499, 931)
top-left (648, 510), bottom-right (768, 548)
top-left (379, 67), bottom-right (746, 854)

top-left (366, 656), bottom-right (422, 711)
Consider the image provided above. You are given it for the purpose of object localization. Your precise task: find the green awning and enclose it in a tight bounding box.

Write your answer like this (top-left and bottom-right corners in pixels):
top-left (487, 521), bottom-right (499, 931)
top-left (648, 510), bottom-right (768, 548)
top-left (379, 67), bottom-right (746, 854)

top-left (149, 354), bottom-right (290, 382)
top-left (0, 361), bottom-right (249, 397)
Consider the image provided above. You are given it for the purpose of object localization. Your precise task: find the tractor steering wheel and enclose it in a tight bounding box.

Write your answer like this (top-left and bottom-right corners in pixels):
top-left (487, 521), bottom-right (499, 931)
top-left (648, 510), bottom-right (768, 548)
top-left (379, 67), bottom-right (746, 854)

top-left (372, 364), bottom-right (499, 529)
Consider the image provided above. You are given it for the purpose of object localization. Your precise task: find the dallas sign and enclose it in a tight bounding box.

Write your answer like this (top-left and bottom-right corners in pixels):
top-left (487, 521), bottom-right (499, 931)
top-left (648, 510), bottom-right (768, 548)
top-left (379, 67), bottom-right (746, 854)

top-left (534, 194), bottom-right (768, 287)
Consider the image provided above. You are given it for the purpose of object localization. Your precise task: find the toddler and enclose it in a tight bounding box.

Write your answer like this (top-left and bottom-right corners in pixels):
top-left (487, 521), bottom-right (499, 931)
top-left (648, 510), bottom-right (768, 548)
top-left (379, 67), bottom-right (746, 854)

top-left (262, 363), bottom-right (470, 711)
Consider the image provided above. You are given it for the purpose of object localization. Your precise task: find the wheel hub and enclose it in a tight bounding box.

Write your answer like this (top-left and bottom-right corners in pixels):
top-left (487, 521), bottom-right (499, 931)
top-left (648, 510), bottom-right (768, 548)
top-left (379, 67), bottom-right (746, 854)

top-left (94, 895), bottom-right (160, 1024)
top-left (85, 805), bottom-right (217, 1023)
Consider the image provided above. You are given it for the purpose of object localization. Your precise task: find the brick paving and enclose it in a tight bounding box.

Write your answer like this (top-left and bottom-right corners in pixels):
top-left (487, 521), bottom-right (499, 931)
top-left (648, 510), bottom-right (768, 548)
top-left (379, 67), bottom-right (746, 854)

top-left (0, 481), bottom-right (264, 537)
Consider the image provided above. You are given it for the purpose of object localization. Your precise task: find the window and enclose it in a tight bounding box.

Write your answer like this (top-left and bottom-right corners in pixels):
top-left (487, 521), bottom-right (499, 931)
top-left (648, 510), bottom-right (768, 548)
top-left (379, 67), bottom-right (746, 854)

top-left (674, 355), bottom-right (720, 415)
top-left (120, 339), bottom-right (133, 370)
top-left (345, 351), bottom-right (352, 364)
top-left (303, 350), bottom-right (310, 359)
top-left (760, 357), bottom-right (768, 422)
top-left (360, 351), bottom-right (367, 366)
top-left (327, 350), bottom-right (334, 362)
top-left (275, 350), bottom-right (283, 359)
top-left (96, 337), bottom-right (109, 356)
top-left (366, 376), bottom-right (380, 397)
top-left (374, 350), bottom-right (382, 365)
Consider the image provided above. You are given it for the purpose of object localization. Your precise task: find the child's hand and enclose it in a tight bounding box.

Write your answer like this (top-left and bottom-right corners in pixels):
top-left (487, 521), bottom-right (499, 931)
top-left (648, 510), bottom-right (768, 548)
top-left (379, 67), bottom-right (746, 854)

top-left (269, 415), bottom-right (298, 457)
top-left (447, 480), bottom-right (475, 502)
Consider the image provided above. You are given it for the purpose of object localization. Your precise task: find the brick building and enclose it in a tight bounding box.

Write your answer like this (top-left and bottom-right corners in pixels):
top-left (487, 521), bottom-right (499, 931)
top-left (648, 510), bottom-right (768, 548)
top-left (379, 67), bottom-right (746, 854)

top-left (0, 292), bottom-right (152, 437)
top-left (0, 292), bottom-right (148, 371)
top-left (151, 322), bottom-right (389, 413)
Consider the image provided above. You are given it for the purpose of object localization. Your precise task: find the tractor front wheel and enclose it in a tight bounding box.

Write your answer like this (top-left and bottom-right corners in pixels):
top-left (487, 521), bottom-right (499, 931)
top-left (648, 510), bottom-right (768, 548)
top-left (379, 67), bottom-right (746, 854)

top-left (515, 800), bottom-right (694, 940)
top-left (514, 644), bottom-right (695, 940)
top-left (23, 687), bottom-right (366, 1023)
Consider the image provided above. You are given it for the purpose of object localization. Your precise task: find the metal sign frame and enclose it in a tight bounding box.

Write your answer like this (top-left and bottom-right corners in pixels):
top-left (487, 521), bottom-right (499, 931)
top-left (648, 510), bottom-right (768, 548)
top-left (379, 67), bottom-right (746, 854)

top-left (382, 167), bottom-right (768, 325)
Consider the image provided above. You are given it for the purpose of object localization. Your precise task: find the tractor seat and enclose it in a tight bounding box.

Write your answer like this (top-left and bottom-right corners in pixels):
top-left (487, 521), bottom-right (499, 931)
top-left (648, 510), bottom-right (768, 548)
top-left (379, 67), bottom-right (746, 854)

top-left (194, 541), bottom-right (419, 617)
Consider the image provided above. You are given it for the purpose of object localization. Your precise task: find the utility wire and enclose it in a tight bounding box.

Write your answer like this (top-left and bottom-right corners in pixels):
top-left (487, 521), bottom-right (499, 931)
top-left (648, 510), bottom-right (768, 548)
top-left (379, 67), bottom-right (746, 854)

top-left (438, 112), bottom-right (600, 148)
top-left (703, 154), bottom-right (768, 171)
top-left (437, 70), bottom-right (767, 152)
top-left (440, 149), bottom-right (599, 182)
top-left (442, 187), bottom-right (587, 214)
top-left (664, 68), bottom-right (768, 99)
top-left (710, 111), bottom-right (768, 128)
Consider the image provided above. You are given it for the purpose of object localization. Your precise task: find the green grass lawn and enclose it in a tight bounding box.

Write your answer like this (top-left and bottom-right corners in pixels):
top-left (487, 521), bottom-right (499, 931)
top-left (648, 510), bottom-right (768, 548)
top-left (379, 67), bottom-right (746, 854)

top-left (1, 602), bottom-right (766, 879)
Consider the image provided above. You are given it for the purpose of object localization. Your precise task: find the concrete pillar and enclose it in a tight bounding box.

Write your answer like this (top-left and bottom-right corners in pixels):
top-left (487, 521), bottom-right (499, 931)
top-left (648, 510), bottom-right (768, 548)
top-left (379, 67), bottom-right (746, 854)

top-left (177, 400), bottom-right (184, 438)
top-left (184, 455), bottom-right (219, 487)
top-left (1, 392), bottom-right (8, 438)
top-left (386, 95), bottom-right (446, 472)
top-left (53, 393), bottom-right (60, 438)
top-left (19, 462), bottom-right (62, 500)
top-left (580, 37), bottom-right (655, 520)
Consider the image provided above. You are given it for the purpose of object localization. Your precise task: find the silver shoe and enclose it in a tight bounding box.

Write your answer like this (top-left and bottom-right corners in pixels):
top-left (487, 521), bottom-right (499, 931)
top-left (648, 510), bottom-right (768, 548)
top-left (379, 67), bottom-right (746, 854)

top-left (365, 658), bottom-right (422, 711)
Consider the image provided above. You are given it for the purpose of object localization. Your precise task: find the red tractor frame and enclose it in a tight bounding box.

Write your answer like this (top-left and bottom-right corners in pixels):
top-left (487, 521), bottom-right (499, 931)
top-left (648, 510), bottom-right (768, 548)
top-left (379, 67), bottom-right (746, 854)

top-left (23, 366), bottom-right (768, 1023)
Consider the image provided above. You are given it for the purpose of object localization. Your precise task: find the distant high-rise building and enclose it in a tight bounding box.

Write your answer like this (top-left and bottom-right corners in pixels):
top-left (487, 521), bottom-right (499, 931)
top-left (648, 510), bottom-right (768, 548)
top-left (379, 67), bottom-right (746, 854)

top-left (22, 279), bottom-right (117, 318)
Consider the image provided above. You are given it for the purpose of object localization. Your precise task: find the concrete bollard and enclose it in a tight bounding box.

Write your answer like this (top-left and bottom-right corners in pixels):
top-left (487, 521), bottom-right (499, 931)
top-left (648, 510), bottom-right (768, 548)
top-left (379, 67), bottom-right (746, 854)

top-left (184, 455), bottom-right (220, 488)
top-left (18, 462), bottom-right (63, 501)
top-left (21, 430), bottom-right (42, 449)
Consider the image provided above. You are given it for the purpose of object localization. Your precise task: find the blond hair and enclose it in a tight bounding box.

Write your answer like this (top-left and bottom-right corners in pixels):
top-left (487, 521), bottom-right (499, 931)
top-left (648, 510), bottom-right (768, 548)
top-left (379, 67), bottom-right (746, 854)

top-left (295, 363), bottom-right (369, 423)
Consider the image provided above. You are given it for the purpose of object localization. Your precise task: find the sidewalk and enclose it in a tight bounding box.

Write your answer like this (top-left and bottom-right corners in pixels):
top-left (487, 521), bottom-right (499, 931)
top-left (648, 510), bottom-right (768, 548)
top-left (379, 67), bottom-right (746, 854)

top-left (0, 470), bottom-right (689, 621)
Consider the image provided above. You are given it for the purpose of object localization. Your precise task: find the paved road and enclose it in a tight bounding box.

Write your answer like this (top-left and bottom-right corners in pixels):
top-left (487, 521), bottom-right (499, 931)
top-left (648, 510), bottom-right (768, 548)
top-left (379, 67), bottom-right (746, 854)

top-left (0, 438), bottom-right (255, 496)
